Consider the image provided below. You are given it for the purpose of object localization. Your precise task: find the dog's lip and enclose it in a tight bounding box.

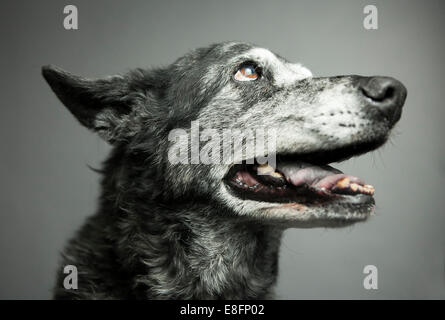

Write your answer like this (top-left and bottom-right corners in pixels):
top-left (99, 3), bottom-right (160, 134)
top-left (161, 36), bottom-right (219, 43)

top-left (274, 138), bottom-right (387, 165)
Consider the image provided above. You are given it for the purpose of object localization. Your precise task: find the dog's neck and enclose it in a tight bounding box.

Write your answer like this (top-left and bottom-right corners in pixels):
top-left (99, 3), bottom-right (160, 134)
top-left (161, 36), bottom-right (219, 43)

top-left (112, 201), bottom-right (283, 299)
top-left (75, 148), bottom-right (285, 299)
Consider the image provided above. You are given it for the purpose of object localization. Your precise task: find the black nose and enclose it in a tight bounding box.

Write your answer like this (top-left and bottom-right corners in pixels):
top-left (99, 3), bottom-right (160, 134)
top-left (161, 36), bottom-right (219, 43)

top-left (359, 76), bottom-right (407, 125)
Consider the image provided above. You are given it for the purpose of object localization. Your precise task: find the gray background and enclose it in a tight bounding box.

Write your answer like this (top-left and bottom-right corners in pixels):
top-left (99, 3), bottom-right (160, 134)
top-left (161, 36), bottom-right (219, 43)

top-left (1, 0), bottom-right (444, 299)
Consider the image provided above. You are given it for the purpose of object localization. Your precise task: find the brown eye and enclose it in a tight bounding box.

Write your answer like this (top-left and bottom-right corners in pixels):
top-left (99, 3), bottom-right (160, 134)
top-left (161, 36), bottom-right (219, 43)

top-left (234, 64), bottom-right (259, 81)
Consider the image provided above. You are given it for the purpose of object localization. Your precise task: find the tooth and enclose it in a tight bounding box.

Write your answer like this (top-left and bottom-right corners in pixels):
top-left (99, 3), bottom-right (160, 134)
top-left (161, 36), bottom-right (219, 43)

top-left (363, 184), bottom-right (375, 195)
top-left (270, 171), bottom-right (284, 178)
top-left (334, 178), bottom-right (375, 195)
top-left (257, 164), bottom-right (281, 177)
top-left (350, 183), bottom-right (359, 192)
top-left (355, 184), bottom-right (375, 195)
top-left (335, 177), bottom-right (350, 188)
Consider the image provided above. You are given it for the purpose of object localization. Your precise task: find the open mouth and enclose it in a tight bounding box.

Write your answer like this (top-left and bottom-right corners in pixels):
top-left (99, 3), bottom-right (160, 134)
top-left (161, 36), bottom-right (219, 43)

top-left (224, 141), bottom-right (382, 207)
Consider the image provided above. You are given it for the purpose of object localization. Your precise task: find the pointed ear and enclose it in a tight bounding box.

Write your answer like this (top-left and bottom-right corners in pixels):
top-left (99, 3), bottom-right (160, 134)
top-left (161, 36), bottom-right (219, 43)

top-left (42, 65), bottom-right (147, 143)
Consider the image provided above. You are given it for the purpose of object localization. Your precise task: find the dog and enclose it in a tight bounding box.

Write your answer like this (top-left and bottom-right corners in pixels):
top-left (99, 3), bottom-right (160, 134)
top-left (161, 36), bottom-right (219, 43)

top-left (42, 41), bottom-right (406, 299)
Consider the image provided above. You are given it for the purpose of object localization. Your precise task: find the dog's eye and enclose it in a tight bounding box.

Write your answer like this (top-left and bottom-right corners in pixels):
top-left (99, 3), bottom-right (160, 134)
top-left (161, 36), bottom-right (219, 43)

top-left (234, 65), bottom-right (259, 81)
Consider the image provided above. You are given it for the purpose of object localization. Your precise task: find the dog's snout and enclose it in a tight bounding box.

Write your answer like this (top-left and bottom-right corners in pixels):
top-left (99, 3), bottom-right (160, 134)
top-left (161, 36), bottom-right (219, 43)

top-left (359, 76), bottom-right (407, 125)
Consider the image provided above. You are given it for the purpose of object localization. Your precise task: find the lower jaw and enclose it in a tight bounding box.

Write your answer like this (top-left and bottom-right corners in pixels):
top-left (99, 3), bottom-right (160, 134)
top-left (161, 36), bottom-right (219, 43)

top-left (258, 199), bottom-right (376, 227)
top-left (224, 182), bottom-right (375, 225)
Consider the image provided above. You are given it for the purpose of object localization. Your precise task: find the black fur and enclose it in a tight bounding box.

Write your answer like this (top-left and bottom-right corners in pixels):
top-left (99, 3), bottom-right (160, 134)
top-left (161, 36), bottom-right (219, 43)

top-left (43, 42), bottom-right (405, 299)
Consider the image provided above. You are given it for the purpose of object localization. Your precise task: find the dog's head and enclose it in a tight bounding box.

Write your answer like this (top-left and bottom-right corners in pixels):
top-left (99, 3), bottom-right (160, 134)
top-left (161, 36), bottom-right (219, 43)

top-left (43, 42), bottom-right (406, 228)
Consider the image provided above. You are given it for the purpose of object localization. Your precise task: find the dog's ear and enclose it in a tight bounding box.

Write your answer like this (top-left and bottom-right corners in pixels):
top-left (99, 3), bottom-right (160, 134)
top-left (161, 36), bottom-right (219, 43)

top-left (42, 65), bottom-right (148, 144)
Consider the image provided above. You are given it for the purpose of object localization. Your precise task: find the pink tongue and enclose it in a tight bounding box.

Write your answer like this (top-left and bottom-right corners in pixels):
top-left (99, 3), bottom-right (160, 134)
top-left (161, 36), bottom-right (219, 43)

top-left (276, 162), bottom-right (364, 190)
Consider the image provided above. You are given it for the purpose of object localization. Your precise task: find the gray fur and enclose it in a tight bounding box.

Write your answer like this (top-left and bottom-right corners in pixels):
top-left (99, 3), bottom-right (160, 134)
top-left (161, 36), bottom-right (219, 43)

top-left (42, 42), bottom-right (405, 299)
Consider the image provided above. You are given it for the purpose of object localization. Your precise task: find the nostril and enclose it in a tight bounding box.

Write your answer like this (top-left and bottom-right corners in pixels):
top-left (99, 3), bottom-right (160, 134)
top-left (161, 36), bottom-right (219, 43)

top-left (383, 86), bottom-right (394, 101)
top-left (361, 78), bottom-right (396, 103)
top-left (358, 76), bottom-right (407, 125)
